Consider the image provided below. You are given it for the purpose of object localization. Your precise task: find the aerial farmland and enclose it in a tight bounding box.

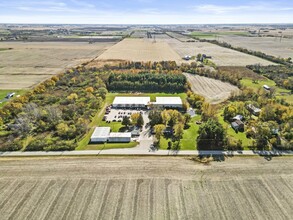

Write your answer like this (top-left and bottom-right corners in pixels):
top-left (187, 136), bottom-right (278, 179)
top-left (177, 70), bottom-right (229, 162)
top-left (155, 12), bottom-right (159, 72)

top-left (97, 38), bottom-right (182, 62)
top-left (183, 73), bottom-right (240, 104)
top-left (0, 157), bottom-right (292, 220)
top-left (162, 37), bottom-right (274, 66)
top-left (0, 41), bottom-right (115, 90)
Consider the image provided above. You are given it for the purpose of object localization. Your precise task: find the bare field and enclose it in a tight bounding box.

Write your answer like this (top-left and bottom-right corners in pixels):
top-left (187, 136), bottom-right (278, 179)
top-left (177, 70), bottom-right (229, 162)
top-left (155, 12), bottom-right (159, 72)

top-left (0, 42), bottom-right (115, 89)
top-left (163, 38), bottom-right (274, 66)
top-left (0, 157), bottom-right (292, 220)
top-left (97, 38), bottom-right (182, 62)
top-left (184, 72), bottom-right (240, 104)
top-left (218, 36), bottom-right (293, 59)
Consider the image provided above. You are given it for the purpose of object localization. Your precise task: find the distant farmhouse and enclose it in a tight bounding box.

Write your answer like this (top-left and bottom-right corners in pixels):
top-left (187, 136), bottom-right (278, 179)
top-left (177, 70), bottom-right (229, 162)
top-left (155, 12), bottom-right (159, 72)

top-left (231, 115), bottom-right (245, 132)
top-left (247, 104), bottom-right (261, 116)
top-left (231, 121), bottom-right (244, 132)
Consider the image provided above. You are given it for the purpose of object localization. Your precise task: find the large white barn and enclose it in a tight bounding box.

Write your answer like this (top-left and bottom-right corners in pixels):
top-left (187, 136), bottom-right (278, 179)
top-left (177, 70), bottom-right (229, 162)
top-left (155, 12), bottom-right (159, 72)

top-left (112, 97), bottom-right (150, 109)
top-left (153, 97), bottom-right (183, 109)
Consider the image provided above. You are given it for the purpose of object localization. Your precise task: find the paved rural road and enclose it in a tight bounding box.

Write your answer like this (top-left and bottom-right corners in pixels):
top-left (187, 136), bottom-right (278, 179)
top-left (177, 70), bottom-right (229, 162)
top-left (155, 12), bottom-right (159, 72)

top-left (0, 149), bottom-right (292, 157)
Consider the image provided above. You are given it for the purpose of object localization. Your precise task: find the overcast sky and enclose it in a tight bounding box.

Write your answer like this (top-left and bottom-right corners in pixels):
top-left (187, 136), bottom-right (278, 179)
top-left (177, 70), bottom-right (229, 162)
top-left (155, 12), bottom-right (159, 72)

top-left (0, 0), bottom-right (292, 24)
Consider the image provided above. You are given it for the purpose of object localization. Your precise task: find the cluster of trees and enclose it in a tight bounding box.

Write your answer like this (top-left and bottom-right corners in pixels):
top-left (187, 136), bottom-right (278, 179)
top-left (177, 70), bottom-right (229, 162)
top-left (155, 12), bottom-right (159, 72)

top-left (196, 38), bottom-right (292, 66)
top-left (149, 109), bottom-right (191, 149)
top-left (186, 91), bottom-right (205, 110)
top-left (227, 88), bottom-right (293, 150)
top-left (197, 119), bottom-right (226, 151)
top-left (107, 72), bottom-right (187, 93)
top-left (223, 102), bottom-right (250, 122)
top-left (0, 68), bottom-right (108, 151)
top-left (247, 64), bottom-right (293, 91)
top-left (122, 113), bottom-right (144, 128)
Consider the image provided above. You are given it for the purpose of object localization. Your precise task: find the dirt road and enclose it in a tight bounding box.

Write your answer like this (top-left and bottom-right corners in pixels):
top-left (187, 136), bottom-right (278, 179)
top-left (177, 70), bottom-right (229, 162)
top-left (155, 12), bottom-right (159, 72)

top-left (0, 157), bottom-right (292, 220)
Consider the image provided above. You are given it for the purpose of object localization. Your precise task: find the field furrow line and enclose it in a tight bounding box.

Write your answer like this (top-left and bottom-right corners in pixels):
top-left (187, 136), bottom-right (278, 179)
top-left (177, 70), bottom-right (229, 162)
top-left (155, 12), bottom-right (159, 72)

top-left (80, 180), bottom-right (107, 220)
top-left (258, 177), bottom-right (291, 219)
top-left (99, 180), bottom-right (124, 220)
top-left (0, 180), bottom-right (10, 192)
top-left (47, 180), bottom-right (83, 220)
top-left (61, 179), bottom-right (85, 220)
top-left (164, 179), bottom-right (172, 220)
top-left (0, 180), bottom-right (25, 210)
top-left (211, 181), bottom-right (242, 220)
top-left (238, 178), bottom-right (271, 219)
top-left (198, 180), bottom-right (223, 219)
top-left (24, 180), bottom-right (56, 220)
top-left (79, 180), bottom-right (98, 220)
top-left (133, 179), bottom-right (151, 220)
top-left (7, 181), bottom-right (39, 220)
top-left (153, 179), bottom-right (167, 220)
top-left (167, 179), bottom-right (181, 220)
top-left (41, 180), bottom-right (69, 220)
top-left (148, 179), bottom-right (154, 220)
top-left (264, 177), bottom-right (293, 215)
top-left (96, 179), bottom-right (114, 220)
top-left (131, 179), bottom-right (143, 220)
top-left (219, 180), bottom-right (249, 220)
top-left (280, 176), bottom-right (293, 195)
top-left (113, 180), bottom-right (126, 220)
top-left (178, 181), bottom-right (188, 220)
top-left (66, 179), bottom-right (96, 220)
top-left (118, 179), bottom-right (136, 220)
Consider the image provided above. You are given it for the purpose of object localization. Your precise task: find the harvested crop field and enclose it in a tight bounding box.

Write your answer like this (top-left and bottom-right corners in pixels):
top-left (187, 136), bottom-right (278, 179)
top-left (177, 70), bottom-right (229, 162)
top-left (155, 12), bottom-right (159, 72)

top-left (0, 42), bottom-right (115, 89)
top-left (97, 38), bottom-right (182, 62)
top-left (218, 35), bottom-right (293, 59)
top-left (184, 72), bottom-right (240, 104)
top-left (0, 156), bottom-right (292, 220)
top-left (164, 38), bottom-right (274, 66)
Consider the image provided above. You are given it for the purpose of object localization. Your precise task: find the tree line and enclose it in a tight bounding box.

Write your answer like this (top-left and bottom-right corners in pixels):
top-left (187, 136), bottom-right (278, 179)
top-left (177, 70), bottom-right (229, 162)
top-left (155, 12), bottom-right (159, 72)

top-left (107, 72), bottom-right (187, 93)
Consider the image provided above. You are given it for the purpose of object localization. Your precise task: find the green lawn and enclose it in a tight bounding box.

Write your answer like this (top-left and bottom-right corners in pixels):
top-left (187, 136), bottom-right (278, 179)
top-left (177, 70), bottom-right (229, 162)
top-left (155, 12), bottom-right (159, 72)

top-left (85, 142), bottom-right (138, 150)
top-left (99, 121), bottom-right (124, 132)
top-left (241, 78), bottom-right (292, 104)
top-left (217, 111), bottom-right (253, 150)
top-left (159, 115), bottom-right (201, 150)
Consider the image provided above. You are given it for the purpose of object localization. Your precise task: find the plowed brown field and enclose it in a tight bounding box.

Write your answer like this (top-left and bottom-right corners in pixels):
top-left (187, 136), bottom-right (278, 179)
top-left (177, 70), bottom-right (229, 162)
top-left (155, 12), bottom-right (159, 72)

top-left (97, 38), bottom-right (182, 62)
top-left (0, 156), bottom-right (292, 220)
top-left (0, 42), bottom-right (114, 89)
top-left (184, 72), bottom-right (241, 104)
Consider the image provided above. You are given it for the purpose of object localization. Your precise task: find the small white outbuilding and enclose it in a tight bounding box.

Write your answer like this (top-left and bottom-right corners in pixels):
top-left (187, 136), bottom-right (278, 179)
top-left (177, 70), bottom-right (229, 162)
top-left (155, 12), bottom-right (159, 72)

top-left (90, 127), bottom-right (111, 143)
